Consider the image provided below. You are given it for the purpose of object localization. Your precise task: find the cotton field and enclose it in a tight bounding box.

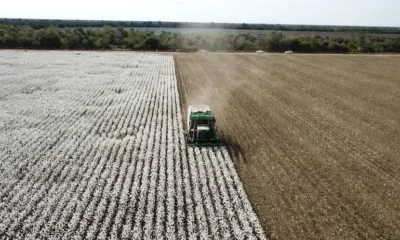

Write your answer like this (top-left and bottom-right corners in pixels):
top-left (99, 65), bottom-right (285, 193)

top-left (0, 51), bottom-right (265, 239)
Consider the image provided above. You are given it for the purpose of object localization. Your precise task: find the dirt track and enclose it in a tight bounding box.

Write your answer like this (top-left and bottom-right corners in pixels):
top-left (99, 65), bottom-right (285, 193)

top-left (174, 53), bottom-right (400, 239)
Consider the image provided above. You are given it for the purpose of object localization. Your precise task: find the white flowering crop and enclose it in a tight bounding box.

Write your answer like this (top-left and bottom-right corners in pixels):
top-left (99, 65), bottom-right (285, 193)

top-left (0, 50), bottom-right (266, 239)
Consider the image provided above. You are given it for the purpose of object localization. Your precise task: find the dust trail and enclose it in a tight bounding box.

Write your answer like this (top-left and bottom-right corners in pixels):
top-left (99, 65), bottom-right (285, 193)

top-left (174, 53), bottom-right (248, 163)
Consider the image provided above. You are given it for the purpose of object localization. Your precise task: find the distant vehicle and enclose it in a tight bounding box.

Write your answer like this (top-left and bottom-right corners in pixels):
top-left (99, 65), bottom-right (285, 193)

top-left (256, 50), bottom-right (265, 54)
top-left (285, 50), bottom-right (293, 54)
top-left (199, 49), bottom-right (208, 53)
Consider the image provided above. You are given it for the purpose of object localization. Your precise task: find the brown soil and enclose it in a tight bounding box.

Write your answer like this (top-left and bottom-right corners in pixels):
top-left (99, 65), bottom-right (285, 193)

top-left (174, 52), bottom-right (400, 239)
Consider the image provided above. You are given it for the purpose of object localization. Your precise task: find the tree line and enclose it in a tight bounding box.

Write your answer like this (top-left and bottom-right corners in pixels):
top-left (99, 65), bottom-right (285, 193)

top-left (2, 18), bottom-right (400, 34)
top-left (1, 24), bottom-right (400, 53)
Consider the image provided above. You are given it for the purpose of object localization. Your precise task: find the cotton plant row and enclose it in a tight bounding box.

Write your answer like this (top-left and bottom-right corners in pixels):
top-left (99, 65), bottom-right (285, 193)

top-left (0, 51), bottom-right (265, 239)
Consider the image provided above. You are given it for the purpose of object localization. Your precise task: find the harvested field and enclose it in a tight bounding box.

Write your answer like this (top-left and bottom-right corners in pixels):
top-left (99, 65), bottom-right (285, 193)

top-left (0, 51), bottom-right (265, 239)
top-left (174, 53), bottom-right (400, 239)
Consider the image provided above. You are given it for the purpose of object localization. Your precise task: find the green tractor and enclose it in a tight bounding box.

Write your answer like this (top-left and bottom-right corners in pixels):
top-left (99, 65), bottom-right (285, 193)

top-left (185, 104), bottom-right (223, 146)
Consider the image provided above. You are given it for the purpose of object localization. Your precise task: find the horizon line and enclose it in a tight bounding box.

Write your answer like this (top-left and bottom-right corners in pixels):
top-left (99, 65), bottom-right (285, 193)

top-left (1, 17), bottom-right (400, 29)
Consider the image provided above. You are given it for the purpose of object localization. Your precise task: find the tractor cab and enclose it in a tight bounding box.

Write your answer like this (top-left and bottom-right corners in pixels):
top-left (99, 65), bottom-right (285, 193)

top-left (186, 105), bottom-right (223, 146)
top-left (196, 124), bottom-right (209, 139)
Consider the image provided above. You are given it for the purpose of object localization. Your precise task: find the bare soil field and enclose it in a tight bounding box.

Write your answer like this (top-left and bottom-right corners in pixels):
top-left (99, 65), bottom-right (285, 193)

top-left (174, 53), bottom-right (400, 239)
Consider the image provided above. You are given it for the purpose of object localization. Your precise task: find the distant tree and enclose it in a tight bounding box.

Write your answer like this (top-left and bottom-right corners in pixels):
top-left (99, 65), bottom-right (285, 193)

top-left (82, 38), bottom-right (94, 49)
top-left (327, 42), bottom-right (348, 52)
top-left (158, 31), bottom-right (172, 50)
top-left (63, 29), bottom-right (81, 49)
top-left (143, 36), bottom-right (159, 50)
top-left (115, 26), bottom-right (128, 45)
top-left (213, 34), bottom-right (234, 51)
top-left (37, 26), bottom-right (61, 49)
top-left (266, 31), bottom-right (285, 51)
top-left (286, 38), bottom-right (302, 51)
top-left (171, 33), bottom-right (186, 49)
top-left (103, 25), bottom-right (116, 46)
top-left (256, 36), bottom-right (268, 50)
top-left (197, 36), bottom-right (213, 50)
top-left (17, 25), bottom-right (37, 48)
top-left (0, 22), bottom-right (399, 53)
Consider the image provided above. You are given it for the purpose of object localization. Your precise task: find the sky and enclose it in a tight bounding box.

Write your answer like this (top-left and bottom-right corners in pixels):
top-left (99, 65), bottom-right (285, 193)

top-left (1, 0), bottom-right (399, 27)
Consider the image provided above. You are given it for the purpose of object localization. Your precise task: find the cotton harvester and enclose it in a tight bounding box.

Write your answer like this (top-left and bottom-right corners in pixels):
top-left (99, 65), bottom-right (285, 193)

top-left (185, 104), bottom-right (223, 146)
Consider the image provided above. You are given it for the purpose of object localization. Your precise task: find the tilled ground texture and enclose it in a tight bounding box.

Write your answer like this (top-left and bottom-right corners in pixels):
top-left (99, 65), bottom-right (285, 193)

top-left (0, 50), bottom-right (265, 239)
top-left (174, 53), bottom-right (400, 239)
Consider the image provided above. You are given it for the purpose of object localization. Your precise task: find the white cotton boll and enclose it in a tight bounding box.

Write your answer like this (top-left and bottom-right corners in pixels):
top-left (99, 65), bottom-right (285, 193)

top-left (113, 131), bottom-right (120, 139)
top-left (120, 129), bottom-right (127, 137)
top-left (121, 225), bottom-right (131, 239)
top-left (127, 127), bottom-right (134, 136)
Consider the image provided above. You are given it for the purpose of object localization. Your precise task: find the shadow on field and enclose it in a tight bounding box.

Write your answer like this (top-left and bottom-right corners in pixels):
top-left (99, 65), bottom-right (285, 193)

top-left (221, 133), bottom-right (248, 164)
